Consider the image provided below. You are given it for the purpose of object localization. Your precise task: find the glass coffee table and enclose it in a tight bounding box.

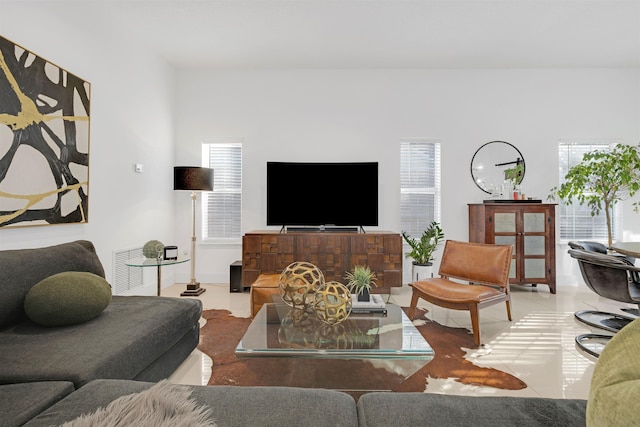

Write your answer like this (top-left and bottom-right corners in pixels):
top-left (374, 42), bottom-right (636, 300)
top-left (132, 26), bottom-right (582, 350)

top-left (235, 303), bottom-right (434, 392)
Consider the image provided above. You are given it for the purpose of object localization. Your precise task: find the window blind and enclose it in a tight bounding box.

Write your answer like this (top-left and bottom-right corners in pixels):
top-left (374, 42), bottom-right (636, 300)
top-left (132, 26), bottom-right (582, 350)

top-left (202, 141), bottom-right (242, 241)
top-left (400, 139), bottom-right (441, 238)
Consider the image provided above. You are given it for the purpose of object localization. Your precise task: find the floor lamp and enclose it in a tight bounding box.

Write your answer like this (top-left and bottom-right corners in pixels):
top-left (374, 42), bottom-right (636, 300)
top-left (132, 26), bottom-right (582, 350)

top-left (174, 166), bottom-right (214, 296)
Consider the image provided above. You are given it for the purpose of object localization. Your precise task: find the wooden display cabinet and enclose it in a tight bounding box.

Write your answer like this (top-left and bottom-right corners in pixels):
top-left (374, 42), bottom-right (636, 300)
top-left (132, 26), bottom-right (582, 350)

top-left (241, 230), bottom-right (403, 291)
top-left (468, 203), bottom-right (557, 294)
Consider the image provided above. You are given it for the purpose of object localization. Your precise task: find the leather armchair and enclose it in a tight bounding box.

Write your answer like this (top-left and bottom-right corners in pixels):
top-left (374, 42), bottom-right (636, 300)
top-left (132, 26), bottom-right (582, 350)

top-left (408, 240), bottom-right (512, 347)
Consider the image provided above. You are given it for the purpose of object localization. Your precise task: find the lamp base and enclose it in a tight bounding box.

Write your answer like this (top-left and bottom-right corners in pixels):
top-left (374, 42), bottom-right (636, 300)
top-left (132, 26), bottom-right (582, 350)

top-left (180, 282), bottom-right (206, 297)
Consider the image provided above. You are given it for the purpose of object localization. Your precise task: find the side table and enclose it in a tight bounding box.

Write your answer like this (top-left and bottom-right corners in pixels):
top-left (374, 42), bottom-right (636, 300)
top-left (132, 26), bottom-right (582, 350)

top-left (125, 256), bottom-right (190, 296)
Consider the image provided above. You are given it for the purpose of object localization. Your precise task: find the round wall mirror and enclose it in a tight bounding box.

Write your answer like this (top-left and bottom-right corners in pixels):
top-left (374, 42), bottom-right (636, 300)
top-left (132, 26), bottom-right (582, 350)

top-left (470, 141), bottom-right (525, 195)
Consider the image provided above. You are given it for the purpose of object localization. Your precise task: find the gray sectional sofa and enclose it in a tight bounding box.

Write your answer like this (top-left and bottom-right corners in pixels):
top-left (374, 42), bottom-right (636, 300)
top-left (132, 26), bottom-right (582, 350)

top-left (10, 378), bottom-right (588, 427)
top-left (0, 240), bottom-right (202, 388)
top-left (4, 239), bottom-right (632, 426)
top-left (0, 240), bottom-right (203, 425)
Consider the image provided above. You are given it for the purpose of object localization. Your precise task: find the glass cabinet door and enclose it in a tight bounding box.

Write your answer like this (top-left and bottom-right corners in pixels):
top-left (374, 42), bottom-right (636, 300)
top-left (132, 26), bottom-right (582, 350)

top-left (492, 213), bottom-right (517, 279)
top-left (495, 235), bottom-right (516, 279)
top-left (524, 259), bottom-right (546, 278)
top-left (523, 212), bottom-right (547, 279)
top-left (494, 213), bottom-right (516, 233)
top-left (490, 208), bottom-right (548, 282)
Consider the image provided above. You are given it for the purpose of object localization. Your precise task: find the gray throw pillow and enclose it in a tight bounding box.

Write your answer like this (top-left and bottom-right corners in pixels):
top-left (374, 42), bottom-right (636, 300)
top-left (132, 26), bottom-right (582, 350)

top-left (24, 272), bottom-right (112, 327)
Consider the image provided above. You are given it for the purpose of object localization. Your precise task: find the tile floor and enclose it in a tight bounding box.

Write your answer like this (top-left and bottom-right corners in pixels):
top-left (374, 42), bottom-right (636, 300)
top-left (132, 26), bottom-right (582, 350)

top-left (165, 268), bottom-right (636, 400)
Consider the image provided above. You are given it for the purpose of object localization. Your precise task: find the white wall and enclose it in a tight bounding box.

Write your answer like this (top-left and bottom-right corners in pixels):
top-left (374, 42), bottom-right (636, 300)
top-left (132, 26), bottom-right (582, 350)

top-left (1, 4), bottom-right (639, 287)
top-left (175, 68), bottom-right (640, 283)
top-left (0, 3), bottom-right (177, 291)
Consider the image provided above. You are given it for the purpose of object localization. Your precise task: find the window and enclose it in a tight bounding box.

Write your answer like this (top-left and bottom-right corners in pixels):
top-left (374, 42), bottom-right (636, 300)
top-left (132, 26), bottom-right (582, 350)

top-left (557, 140), bottom-right (620, 242)
top-left (202, 139), bottom-right (242, 242)
top-left (400, 139), bottom-right (441, 238)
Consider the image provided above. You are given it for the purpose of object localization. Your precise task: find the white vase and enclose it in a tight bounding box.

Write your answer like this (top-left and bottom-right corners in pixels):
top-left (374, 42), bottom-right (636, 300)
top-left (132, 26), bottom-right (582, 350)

top-left (412, 263), bottom-right (433, 282)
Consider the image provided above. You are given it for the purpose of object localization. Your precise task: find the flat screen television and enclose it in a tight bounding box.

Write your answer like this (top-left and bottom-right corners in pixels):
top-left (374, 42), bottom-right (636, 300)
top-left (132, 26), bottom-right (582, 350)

top-left (267, 162), bottom-right (378, 228)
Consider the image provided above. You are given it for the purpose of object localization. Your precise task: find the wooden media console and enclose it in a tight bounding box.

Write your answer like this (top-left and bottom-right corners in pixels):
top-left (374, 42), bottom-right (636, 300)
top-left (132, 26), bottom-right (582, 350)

top-left (241, 230), bottom-right (403, 291)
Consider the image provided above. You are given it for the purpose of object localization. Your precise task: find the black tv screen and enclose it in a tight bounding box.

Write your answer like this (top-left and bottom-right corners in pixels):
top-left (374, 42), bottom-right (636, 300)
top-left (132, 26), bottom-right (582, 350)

top-left (267, 162), bottom-right (378, 227)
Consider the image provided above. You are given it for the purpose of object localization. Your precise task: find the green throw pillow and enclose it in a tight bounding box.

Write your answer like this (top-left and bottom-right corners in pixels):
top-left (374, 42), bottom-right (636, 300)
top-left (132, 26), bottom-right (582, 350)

top-left (24, 272), bottom-right (112, 327)
top-left (586, 317), bottom-right (640, 426)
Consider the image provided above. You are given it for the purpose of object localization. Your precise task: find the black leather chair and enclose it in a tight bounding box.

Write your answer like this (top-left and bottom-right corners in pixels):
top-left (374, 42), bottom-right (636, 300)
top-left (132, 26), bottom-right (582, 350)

top-left (568, 240), bottom-right (636, 265)
top-left (569, 240), bottom-right (639, 304)
top-left (568, 248), bottom-right (640, 357)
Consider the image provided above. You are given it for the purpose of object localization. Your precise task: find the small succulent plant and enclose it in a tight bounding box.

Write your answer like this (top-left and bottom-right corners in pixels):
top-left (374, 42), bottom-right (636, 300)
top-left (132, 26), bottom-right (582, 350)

top-left (344, 265), bottom-right (377, 297)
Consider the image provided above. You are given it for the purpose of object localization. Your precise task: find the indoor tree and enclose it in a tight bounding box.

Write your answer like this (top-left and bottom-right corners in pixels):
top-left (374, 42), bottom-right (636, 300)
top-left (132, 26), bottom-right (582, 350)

top-left (549, 143), bottom-right (640, 247)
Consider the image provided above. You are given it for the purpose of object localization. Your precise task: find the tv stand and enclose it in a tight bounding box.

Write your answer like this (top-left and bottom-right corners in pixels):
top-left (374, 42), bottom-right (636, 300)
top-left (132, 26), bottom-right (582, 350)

top-left (242, 230), bottom-right (403, 291)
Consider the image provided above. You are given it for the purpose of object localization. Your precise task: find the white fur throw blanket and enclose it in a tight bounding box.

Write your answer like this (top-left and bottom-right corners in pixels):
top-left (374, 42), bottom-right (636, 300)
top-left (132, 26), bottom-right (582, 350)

top-left (61, 381), bottom-right (216, 427)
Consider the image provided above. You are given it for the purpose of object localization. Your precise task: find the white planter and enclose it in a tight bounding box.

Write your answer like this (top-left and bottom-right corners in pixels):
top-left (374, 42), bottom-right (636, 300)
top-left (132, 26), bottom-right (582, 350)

top-left (411, 263), bottom-right (433, 282)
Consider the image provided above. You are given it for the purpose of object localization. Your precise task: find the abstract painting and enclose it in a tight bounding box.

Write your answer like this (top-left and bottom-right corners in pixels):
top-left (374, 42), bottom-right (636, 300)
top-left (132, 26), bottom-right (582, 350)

top-left (0, 35), bottom-right (90, 228)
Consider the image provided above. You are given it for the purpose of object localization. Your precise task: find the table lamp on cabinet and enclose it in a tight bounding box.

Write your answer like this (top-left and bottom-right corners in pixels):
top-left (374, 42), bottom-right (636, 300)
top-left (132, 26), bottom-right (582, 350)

top-left (174, 166), bottom-right (214, 296)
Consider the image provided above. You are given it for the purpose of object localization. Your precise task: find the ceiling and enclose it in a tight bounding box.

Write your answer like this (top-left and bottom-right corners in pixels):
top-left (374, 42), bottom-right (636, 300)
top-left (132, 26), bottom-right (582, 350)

top-left (33, 0), bottom-right (640, 69)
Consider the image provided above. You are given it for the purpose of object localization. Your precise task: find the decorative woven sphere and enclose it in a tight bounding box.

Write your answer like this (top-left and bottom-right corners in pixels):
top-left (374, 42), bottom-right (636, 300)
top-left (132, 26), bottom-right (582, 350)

top-left (277, 309), bottom-right (318, 349)
top-left (313, 281), bottom-right (352, 325)
top-left (314, 322), bottom-right (350, 349)
top-left (143, 240), bottom-right (164, 258)
top-left (279, 262), bottom-right (325, 310)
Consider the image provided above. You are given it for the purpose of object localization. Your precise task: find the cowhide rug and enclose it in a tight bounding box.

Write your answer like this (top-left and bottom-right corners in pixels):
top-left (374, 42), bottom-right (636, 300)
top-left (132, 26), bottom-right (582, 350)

top-left (198, 307), bottom-right (526, 396)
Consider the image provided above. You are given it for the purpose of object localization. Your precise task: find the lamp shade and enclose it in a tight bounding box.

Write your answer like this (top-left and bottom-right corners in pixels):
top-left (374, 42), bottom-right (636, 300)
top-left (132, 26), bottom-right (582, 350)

top-left (174, 167), bottom-right (214, 191)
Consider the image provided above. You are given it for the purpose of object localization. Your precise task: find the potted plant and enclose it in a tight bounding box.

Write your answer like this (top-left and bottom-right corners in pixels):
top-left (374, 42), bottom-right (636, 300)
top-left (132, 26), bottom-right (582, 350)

top-left (549, 143), bottom-right (640, 247)
top-left (345, 265), bottom-right (377, 302)
top-left (504, 162), bottom-right (525, 187)
top-left (402, 221), bottom-right (445, 282)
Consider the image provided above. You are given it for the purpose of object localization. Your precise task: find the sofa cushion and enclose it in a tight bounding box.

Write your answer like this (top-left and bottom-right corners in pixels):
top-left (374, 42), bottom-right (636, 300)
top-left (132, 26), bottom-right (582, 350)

top-left (0, 240), bottom-right (105, 328)
top-left (57, 380), bottom-right (215, 427)
top-left (356, 392), bottom-right (587, 427)
top-left (587, 317), bottom-right (640, 426)
top-left (0, 296), bottom-right (202, 387)
top-left (0, 381), bottom-right (75, 427)
top-left (24, 379), bottom-right (358, 427)
top-left (24, 272), bottom-right (112, 327)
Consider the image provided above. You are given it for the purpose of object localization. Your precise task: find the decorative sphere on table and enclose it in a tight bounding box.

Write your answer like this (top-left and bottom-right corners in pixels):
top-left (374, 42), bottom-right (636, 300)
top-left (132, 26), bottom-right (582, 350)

top-left (279, 261), bottom-right (325, 310)
top-left (277, 308), bottom-right (319, 349)
top-left (313, 281), bottom-right (352, 325)
top-left (143, 240), bottom-right (164, 259)
top-left (314, 322), bottom-right (350, 349)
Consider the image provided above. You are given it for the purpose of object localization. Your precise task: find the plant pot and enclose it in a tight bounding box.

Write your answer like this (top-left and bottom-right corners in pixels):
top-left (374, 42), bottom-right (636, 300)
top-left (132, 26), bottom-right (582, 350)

top-left (357, 288), bottom-right (370, 302)
top-left (412, 262), bottom-right (433, 282)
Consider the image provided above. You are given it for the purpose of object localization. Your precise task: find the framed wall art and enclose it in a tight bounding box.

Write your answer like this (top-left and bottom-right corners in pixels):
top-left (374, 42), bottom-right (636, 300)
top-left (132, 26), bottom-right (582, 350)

top-left (0, 35), bottom-right (91, 228)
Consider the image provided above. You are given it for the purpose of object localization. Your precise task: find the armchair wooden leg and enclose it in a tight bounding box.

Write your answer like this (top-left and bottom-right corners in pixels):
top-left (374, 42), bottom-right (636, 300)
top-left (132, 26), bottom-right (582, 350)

top-left (505, 300), bottom-right (512, 321)
top-left (469, 304), bottom-right (481, 346)
top-left (408, 289), bottom-right (420, 320)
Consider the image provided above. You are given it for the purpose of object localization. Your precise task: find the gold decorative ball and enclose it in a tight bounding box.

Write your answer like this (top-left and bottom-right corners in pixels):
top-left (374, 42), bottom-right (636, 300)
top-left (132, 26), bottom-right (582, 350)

top-left (278, 262), bottom-right (325, 310)
top-left (277, 309), bottom-right (318, 349)
top-left (314, 322), bottom-right (350, 349)
top-left (313, 281), bottom-right (352, 325)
